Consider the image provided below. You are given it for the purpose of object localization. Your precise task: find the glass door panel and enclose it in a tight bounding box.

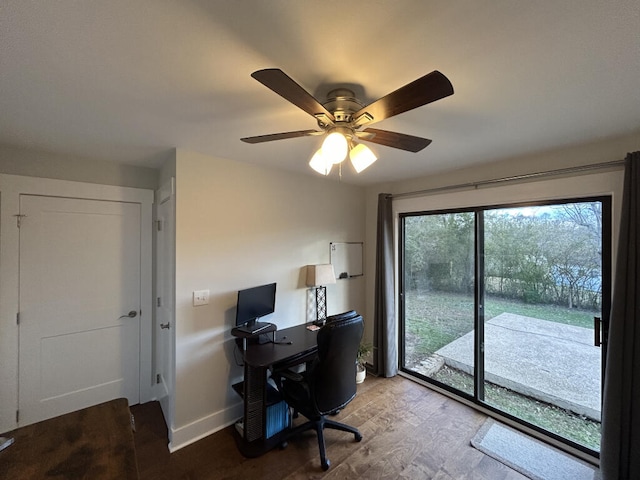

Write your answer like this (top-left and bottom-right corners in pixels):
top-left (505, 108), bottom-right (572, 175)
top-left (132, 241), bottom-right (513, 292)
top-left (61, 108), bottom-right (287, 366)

top-left (402, 212), bottom-right (475, 395)
top-left (483, 203), bottom-right (603, 451)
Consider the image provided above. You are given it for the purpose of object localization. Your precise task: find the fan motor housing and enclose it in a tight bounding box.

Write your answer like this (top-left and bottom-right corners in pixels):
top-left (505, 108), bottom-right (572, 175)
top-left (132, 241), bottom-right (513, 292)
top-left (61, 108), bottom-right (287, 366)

top-left (322, 88), bottom-right (365, 123)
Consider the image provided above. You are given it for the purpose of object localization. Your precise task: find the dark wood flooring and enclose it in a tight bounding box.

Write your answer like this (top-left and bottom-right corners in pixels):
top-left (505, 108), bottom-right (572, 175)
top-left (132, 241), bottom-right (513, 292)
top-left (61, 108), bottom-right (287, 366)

top-left (131, 375), bottom-right (530, 479)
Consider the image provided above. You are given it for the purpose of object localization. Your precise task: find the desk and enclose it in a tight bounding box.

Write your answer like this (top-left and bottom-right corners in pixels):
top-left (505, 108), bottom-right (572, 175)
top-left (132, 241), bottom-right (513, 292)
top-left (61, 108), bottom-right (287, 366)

top-left (0, 399), bottom-right (138, 479)
top-left (231, 322), bottom-right (318, 457)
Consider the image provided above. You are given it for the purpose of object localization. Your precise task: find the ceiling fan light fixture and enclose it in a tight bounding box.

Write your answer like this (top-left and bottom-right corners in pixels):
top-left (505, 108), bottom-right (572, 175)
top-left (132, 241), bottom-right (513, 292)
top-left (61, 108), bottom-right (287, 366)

top-left (243, 69), bottom-right (453, 177)
top-left (349, 143), bottom-right (377, 173)
top-left (309, 148), bottom-right (333, 175)
top-left (321, 131), bottom-right (348, 164)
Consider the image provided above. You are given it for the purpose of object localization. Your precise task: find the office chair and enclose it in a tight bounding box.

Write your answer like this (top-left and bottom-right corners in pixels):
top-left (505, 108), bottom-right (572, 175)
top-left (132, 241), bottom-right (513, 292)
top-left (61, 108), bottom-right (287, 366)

top-left (272, 311), bottom-right (364, 470)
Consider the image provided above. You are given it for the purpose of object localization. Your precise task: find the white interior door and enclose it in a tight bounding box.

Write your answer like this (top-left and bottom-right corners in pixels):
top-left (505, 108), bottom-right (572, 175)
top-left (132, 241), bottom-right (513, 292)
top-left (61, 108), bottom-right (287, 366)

top-left (155, 181), bottom-right (175, 435)
top-left (18, 194), bottom-right (142, 426)
top-left (156, 179), bottom-right (175, 404)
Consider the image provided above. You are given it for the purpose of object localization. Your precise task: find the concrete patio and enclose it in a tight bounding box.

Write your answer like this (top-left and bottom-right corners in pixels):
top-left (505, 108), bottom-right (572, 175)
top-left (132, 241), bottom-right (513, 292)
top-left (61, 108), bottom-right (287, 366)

top-left (433, 312), bottom-right (602, 420)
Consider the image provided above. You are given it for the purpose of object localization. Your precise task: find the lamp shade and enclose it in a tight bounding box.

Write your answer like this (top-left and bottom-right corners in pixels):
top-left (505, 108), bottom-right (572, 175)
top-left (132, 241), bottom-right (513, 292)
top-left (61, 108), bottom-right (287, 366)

top-left (349, 143), bottom-right (377, 173)
top-left (306, 264), bottom-right (336, 287)
top-left (309, 149), bottom-right (333, 175)
top-left (321, 132), bottom-right (348, 164)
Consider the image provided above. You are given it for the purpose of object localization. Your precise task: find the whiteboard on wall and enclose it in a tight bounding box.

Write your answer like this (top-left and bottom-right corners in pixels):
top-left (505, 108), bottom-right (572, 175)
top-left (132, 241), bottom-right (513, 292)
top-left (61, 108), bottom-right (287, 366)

top-left (330, 242), bottom-right (363, 279)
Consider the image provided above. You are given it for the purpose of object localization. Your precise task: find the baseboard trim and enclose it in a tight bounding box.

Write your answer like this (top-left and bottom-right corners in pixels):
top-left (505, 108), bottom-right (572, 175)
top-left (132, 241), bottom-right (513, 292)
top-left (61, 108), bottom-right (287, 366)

top-left (168, 402), bottom-right (243, 452)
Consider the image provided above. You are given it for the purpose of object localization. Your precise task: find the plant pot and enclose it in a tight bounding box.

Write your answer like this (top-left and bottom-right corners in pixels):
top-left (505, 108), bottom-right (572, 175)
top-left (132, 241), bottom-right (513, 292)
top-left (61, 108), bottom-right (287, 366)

top-left (356, 364), bottom-right (366, 384)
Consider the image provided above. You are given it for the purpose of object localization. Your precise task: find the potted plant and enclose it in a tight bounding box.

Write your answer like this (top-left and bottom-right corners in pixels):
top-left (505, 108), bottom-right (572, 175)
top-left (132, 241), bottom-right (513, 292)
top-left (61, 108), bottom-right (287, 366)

top-left (356, 342), bottom-right (372, 384)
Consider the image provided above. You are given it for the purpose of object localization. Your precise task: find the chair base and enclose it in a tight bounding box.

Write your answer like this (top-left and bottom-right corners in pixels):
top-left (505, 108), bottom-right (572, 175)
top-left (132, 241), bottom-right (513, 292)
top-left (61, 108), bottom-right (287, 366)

top-left (282, 415), bottom-right (362, 471)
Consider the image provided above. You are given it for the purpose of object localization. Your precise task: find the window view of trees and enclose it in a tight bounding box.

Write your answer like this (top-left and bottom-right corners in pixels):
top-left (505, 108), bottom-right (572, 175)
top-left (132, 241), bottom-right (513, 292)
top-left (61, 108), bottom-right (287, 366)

top-left (404, 212), bottom-right (474, 295)
top-left (404, 203), bottom-right (602, 311)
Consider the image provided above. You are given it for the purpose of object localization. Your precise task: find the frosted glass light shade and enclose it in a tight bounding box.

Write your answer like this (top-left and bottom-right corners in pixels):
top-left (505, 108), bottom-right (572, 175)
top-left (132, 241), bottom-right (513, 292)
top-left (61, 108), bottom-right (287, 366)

top-left (306, 264), bottom-right (336, 286)
top-left (349, 143), bottom-right (377, 173)
top-left (322, 132), bottom-right (348, 164)
top-left (309, 149), bottom-right (333, 175)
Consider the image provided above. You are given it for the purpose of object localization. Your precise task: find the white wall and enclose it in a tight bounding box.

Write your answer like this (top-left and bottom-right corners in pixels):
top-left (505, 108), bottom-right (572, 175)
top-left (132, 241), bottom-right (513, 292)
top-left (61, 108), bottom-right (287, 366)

top-left (0, 143), bottom-right (159, 189)
top-left (170, 149), bottom-right (365, 449)
top-left (363, 131), bottom-right (640, 344)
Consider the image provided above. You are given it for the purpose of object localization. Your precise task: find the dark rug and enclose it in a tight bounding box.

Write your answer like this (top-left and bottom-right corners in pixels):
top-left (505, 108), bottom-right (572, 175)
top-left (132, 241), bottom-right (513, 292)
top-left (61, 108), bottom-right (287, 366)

top-left (471, 418), bottom-right (599, 480)
top-left (0, 398), bottom-right (139, 479)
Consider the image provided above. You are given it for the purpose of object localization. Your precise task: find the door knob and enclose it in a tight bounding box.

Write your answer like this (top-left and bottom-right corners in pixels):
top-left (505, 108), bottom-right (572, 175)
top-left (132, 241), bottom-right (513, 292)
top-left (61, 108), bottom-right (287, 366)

top-left (119, 310), bottom-right (138, 319)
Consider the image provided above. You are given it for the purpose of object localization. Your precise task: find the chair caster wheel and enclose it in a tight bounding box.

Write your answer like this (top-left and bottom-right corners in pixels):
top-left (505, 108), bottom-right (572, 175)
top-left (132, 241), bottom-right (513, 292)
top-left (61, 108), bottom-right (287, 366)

top-left (280, 441), bottom-right (288, 449)
top-left (321, 459), bottom-right (330, 471)
top-left (355, 432), bottom-right (363, 442)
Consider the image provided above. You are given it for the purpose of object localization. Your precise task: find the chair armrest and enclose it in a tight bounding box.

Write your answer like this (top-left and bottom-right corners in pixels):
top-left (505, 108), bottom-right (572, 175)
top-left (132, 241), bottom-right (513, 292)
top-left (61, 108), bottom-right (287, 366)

top-left (277, 370), bottom-right (304, 382)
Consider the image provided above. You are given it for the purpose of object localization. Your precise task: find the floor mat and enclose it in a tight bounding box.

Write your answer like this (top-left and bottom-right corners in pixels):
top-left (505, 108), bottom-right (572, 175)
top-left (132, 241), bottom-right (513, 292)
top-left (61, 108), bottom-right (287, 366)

top-left (470, 418), bottom-right (599, 480)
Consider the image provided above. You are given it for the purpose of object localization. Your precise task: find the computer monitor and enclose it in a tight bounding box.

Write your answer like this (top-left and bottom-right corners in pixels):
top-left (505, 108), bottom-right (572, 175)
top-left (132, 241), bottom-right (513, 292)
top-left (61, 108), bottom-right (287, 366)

top-left (235, 282), bottom-right (276, 332)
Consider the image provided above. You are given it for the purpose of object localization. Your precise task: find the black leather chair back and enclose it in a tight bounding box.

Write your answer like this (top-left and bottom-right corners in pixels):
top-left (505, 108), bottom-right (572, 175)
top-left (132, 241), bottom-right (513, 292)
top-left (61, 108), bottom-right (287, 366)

top-left (311, 312), bottom-right (364, 415)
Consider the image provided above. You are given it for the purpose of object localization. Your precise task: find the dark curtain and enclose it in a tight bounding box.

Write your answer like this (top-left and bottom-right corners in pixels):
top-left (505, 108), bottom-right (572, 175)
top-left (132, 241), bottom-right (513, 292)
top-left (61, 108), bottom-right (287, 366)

top-left (601, 151), bottom-right (640, 480)
top-left (373, 193), bottom-right (397, 377)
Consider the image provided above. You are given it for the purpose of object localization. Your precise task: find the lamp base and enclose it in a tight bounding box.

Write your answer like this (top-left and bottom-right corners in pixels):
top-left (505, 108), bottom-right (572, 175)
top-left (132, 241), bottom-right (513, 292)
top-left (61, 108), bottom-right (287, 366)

top-left (313, 286), bottom-right (327, 326)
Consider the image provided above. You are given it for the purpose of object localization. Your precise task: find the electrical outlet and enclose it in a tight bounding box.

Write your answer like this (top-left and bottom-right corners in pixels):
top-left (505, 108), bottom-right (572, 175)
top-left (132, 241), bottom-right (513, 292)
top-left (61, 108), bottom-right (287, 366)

top-left (193, 289), bottom-right (209, 306)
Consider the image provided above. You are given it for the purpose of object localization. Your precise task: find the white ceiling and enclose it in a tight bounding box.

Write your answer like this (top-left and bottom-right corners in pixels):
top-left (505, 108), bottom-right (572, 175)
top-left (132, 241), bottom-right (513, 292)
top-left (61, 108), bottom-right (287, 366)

top-left (1, 1), bottom-right (639, 186)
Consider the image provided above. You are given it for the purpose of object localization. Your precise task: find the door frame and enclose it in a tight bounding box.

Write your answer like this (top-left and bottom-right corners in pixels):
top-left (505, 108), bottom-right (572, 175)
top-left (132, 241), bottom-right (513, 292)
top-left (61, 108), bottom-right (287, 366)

top-left (155, 177), bottom-right (176, 441)
top-left (398, 197), bottom-right (611, 453)
top-left (0, 174), bottom-right (153, 432)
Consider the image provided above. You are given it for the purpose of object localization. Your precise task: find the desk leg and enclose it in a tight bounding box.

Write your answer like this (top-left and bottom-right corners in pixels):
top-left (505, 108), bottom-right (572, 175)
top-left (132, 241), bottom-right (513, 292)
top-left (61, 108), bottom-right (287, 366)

top-left (243, 364), bottom-right (266, 443)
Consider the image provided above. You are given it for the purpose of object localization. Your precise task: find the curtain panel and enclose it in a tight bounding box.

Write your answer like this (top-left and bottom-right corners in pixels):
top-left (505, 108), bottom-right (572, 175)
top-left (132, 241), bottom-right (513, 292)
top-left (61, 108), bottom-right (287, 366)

top-left (601, 151), bottom-right (640, 480)
top-left (373, 193), bottom-right (397, 377)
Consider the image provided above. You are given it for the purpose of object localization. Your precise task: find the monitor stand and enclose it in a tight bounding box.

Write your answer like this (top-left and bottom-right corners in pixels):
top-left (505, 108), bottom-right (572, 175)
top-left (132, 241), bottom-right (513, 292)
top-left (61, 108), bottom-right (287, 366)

top-left (232, 322), bottom-right (277, 351)
top-left (237, 321), bottom-right (272, 335)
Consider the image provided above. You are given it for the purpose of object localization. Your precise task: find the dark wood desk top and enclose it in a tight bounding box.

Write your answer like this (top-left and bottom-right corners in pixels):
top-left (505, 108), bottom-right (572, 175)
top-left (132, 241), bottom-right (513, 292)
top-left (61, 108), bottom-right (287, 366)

top-left (242, 322), bottom-right (319, 368)
top-left (0, 398), bottom-right (138, 480)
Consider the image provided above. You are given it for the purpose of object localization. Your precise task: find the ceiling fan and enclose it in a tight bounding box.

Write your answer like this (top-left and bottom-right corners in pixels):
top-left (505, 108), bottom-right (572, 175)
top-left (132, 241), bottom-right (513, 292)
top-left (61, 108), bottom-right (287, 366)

top-left (241, 68), bottom-right (454, 175)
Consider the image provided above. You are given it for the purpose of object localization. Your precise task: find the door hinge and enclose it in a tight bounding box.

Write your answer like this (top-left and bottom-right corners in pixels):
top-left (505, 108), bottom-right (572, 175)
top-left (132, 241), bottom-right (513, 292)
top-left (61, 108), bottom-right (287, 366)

top-left (16, 312), bottom-right (20, 325)
top-left (16, 410), bottom-right (19, 423)
top-left (13, 214), bottom-right (26, 228)
top-left (156, 374), bottom-right (161, 384)
top-left (156, 219), bottom-right (163, 231)
top-left (156, 297), bottom-right (162, 307)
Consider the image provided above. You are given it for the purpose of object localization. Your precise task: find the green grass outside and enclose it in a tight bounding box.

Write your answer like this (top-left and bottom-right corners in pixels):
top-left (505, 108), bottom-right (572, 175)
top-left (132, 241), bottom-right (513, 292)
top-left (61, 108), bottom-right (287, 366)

top-left (404, 290), bottom-right (597, 361)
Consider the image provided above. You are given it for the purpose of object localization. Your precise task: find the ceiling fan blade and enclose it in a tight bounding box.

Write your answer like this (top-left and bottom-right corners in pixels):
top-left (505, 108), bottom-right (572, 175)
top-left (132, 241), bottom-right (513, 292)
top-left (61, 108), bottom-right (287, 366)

top-left (358, 128), bottom-right (432, 152)
top-left (251, 69), bottom-right (335, 123)
top-left (353, 71), bottom-right (453, 125)
top-left (241, 129), bottom-right (322, 144)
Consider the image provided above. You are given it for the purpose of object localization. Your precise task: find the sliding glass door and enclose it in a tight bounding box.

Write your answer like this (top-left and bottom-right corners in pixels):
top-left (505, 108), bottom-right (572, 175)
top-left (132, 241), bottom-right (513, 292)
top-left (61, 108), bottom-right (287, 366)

top-left (400, 198), bottom-right (610, 454)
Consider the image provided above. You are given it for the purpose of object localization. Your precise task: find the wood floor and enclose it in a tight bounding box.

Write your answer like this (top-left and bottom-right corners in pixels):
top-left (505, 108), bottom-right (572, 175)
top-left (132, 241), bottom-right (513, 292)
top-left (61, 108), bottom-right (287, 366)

top-left (131, 375), bottom-right (530, 479)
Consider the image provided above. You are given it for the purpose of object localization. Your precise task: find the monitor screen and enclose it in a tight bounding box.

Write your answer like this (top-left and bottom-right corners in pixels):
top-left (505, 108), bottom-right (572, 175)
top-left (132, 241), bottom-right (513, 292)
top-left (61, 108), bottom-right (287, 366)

top-left (235, 282), bottom-right (276, 327)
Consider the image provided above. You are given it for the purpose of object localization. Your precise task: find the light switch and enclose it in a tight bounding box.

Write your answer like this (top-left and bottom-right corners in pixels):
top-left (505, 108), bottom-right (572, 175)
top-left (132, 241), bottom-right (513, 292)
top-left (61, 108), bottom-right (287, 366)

top-left (193, 289), bottom-right (209, 306)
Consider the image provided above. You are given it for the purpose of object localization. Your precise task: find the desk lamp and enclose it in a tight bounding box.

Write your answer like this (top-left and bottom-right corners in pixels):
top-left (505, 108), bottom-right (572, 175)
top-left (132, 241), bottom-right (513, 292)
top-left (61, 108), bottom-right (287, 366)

top-left (306, 264), bottom-right (336, 326)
